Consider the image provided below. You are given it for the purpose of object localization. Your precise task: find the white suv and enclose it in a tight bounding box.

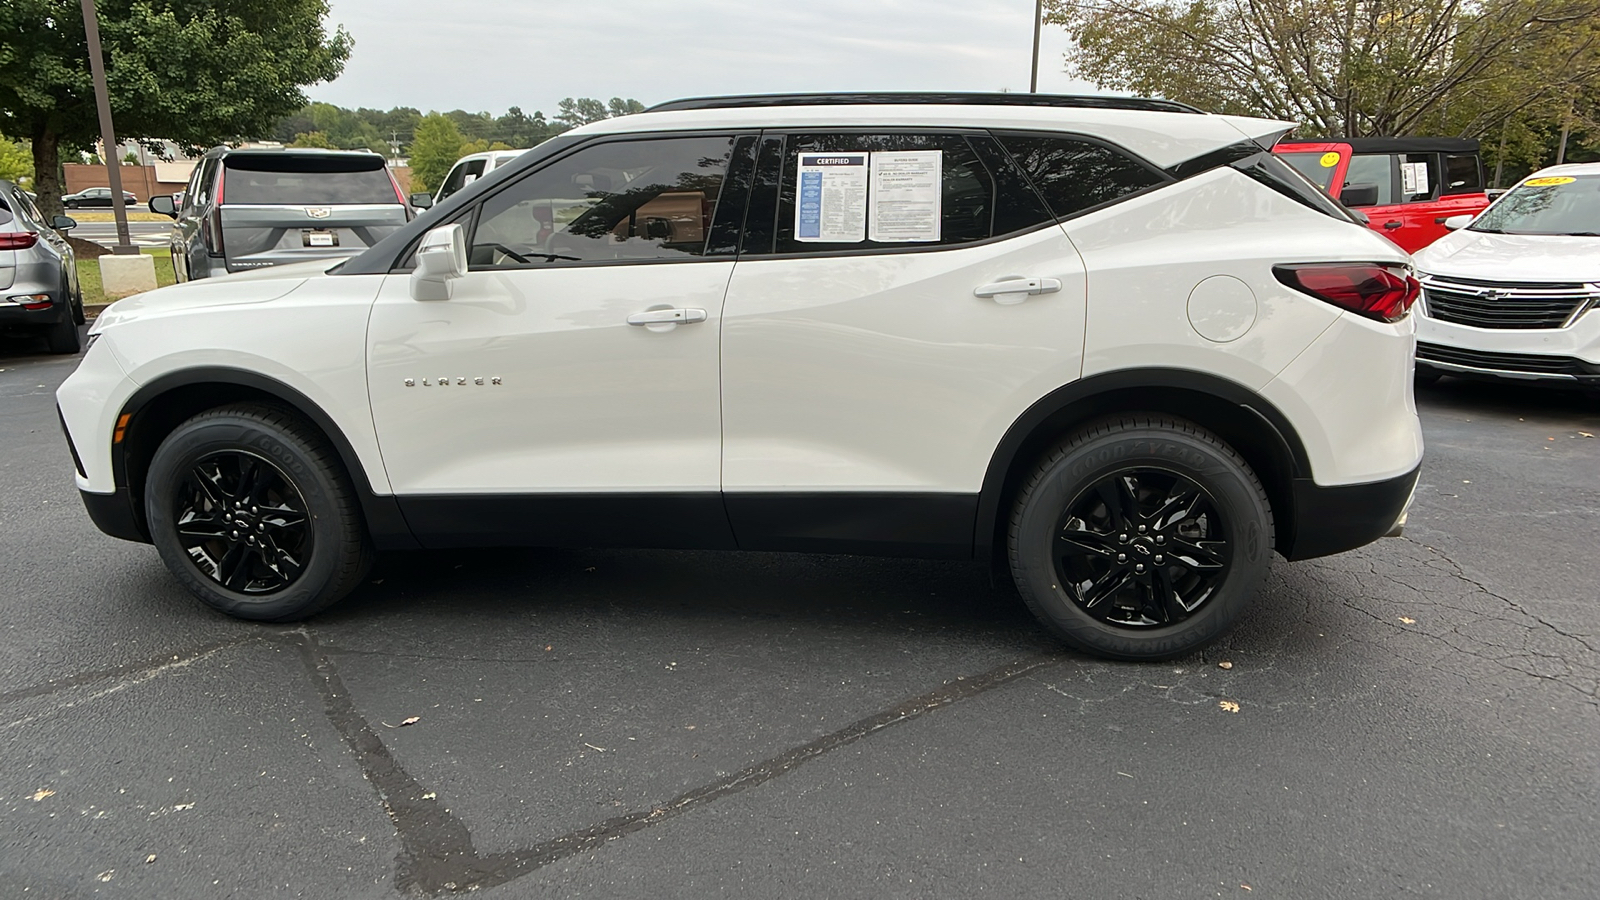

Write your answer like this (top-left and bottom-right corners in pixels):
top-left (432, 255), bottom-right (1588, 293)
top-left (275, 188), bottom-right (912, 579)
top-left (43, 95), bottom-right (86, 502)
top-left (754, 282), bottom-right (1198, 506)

top-left (58, 94), bottom-right (1424, 660)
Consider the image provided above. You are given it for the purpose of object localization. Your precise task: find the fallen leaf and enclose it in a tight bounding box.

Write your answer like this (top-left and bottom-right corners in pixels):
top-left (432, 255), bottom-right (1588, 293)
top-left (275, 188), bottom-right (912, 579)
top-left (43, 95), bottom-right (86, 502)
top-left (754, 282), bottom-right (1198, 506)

top-left (1218, 661), bottom-right (1234, 670)
top-left (1219, 700), bottom-right (1241, 713)
top-left (583, 743), bottom-right (606, 752)
top-left (545, 645), bottom-right (552, 651)
top-left (1242, 885), bottom-right (1252, 892)
top-left (399, 716), bottom-right (420, 727)
top-left (1116, 771), bottom-right (1134, 778)
top-left (29, 788), bottom-right (55, 802)
top-left (145, 854), bottom-right (156, 864)
top-left (1580, 432), bottom-right (1594, 438)
top-left (97, 871), bottom-right (114, 883)
top-left (684, 725), bottom-right (696, 730)
top-left (421, 792), bottom-right (436, 800)
top-left (1548, 437), bottom-right (1555, 441)
top-left (1399, 616), bottom-right (1417, 625)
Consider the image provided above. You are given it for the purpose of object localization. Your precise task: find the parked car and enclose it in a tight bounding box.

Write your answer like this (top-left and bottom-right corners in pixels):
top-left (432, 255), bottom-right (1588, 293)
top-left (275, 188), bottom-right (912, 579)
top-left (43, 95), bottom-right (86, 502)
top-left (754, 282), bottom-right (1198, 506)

top-left (0, 178), bottom-right (83, 353)
top-left (60, 93), bottom-right (1424, 660)
top-left (62, 186), bottom-right (139, 209)
top-left (1412, 162), bottom-right (1600, 390)
top-left (148, 147), bottom-right (412, 281)
top-left (1274, 137), bottom-right (1491, 252)
top-left (410, 149), bottom-right (526, 209)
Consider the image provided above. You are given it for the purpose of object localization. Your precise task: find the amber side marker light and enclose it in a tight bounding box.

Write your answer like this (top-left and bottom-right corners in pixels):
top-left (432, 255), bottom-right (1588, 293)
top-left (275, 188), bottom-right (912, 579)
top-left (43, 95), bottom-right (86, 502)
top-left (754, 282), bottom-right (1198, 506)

top-left (113, 413), bottom-right (131, 444)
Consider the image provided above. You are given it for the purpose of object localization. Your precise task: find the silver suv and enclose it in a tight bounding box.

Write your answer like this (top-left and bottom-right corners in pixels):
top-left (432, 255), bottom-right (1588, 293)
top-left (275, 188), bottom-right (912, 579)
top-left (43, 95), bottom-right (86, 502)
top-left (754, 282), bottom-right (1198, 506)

top-left (149, 147), bottom-right (412, 281)
top-left (0, 179), bottom-right (83, 353)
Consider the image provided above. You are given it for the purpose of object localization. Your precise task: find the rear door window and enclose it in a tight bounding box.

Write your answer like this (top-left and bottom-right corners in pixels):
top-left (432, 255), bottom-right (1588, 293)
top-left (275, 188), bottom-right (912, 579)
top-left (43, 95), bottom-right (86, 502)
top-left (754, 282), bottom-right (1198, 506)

top-left (222, 154), bottom-right (399, 205)
top-left (1400, 153), bottom-right (1438, 202)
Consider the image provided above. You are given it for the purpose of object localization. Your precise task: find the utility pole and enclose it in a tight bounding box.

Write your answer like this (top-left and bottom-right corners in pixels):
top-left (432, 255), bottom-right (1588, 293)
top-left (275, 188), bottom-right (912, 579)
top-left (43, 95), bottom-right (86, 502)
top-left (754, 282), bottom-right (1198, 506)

top-left (1029, 0), bottom-right (1044, 93)
top-left (81, 0), bottom-right (137, 255)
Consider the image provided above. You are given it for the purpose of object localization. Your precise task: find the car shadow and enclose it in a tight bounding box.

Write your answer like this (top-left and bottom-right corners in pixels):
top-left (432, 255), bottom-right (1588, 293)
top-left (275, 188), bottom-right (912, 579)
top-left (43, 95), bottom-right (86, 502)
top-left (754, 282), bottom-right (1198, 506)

top-left (1417, 374), bottom-right (1598, 422)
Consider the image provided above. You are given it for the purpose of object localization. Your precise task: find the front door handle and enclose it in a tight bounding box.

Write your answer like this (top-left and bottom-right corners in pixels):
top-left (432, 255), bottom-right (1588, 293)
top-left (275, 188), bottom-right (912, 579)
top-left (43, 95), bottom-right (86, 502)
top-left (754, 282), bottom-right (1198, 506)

top-left (1383, 221), bottom-right (1403, 230)
top-left (627, 308), bottom-right (707, 326)
top-left (974, 277), bottom-right (1062, 301)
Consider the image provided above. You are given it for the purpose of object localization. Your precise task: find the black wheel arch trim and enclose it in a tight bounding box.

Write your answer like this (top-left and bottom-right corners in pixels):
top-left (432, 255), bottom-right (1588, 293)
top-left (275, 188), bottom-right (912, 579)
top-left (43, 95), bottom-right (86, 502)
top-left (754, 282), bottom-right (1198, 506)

top-left (974, 368), bottom-right (1314, 564)
top-left (109, 367), bottom-right (419, 550)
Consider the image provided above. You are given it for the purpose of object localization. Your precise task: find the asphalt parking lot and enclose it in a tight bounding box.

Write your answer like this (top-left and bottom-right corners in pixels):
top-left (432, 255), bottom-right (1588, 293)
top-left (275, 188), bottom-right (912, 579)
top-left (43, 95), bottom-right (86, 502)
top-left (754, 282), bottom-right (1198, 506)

top-left (2, 333), bottom-right (1596, 899)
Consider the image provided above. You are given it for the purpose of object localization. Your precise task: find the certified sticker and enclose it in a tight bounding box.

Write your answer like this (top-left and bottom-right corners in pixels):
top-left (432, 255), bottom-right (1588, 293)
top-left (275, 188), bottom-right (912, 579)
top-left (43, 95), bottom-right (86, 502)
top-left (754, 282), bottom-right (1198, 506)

top-left (1524, 175), bottom-right (1576, 186)
top-left (1319, 152), bottom-right (1340, 168)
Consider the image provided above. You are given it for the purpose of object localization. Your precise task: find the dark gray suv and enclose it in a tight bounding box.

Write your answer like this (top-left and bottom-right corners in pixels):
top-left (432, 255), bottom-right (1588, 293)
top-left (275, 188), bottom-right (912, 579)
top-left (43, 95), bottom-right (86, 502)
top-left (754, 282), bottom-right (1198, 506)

top-left (149, 147), bottom-right (411, 281)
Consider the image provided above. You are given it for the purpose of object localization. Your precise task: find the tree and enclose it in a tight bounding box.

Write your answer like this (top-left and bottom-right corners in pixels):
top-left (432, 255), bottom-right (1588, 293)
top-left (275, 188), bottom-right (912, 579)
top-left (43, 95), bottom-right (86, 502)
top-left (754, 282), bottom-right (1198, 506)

top-left (290, 130), bottom-right (337, 149)
top-left (0, 0), bottom-right (352, 217)
top-left (0, 135), bottom-right (31, 184)
top-left (408, 112), bottom-right (465, 193)
top-left (1047, 0), bottom-right (1600, 140)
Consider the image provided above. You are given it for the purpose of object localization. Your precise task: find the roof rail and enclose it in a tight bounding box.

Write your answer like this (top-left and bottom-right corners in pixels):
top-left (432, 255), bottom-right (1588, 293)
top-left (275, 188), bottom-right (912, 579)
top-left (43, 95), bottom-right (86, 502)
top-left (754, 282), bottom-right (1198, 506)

top-left (645, 92), bottom-right (1203, 115)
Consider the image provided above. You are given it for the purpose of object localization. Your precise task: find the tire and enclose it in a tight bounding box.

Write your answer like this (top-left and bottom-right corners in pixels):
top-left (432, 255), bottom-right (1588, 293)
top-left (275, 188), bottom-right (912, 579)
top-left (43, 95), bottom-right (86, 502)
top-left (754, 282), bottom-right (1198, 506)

top-left (1007, 416), bottom-right (1273, 661)
top-left (43, 309), bottom-right (81, 354)
top-left (1414, 368), bottom-right (1442, 387)
top-left (145, 404), bottom-right (372, 622)
top-left (65, 200), bottom-right (77, 209)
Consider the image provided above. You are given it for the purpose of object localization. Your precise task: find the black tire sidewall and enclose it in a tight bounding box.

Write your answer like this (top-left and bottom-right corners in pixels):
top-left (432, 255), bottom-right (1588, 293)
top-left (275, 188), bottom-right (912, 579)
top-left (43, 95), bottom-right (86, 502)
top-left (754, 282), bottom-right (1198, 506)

top-left (1013, 424), bottom-right (1271, 660)
top-left (146, 412), bottom-right (347, 621)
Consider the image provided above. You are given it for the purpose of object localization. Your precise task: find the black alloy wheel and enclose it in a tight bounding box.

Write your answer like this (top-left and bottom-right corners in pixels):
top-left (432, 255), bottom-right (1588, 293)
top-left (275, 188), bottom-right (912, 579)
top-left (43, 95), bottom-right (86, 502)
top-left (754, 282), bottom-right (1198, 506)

top-left (146, 404), bottom-right (371, 621)
top-left (1055, 468), bottom-right (1229, 629)
top-left (173, 451), bottom-right (312, 594)
top-left (1008, 416), bottom-right (1273, 660)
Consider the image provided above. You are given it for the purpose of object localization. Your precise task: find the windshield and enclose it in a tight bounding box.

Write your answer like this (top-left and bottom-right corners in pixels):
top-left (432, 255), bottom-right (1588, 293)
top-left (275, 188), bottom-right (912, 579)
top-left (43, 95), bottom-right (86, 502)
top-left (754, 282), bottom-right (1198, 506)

top-left (1276, 151), bottom-right (1339, 193)
top-left (1470, 173), bottom-right (1600, 236)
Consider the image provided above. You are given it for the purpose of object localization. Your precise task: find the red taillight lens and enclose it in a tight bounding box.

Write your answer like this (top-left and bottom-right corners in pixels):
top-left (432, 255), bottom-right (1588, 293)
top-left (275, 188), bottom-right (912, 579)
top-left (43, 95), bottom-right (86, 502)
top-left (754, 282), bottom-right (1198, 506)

top-left (0, 232), bottom-right (39, 250)
top-left (1274, 263), bottom-right (1419, 323)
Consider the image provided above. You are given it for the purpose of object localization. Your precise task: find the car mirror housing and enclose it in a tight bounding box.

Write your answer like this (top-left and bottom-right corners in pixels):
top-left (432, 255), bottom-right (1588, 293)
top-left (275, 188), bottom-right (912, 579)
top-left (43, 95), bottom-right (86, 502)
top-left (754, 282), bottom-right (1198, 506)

top-left (1442, 214), bottom-right (1474, 231)
top-left (52, 215), bottom-right (77, 232)
top-left (410, 223), bottom-right (467, 301)
top-left (148, 195), bottom-right (178, 218)
top-left (409, 192), bottom-right (434, 210)
top-left (1340, 183), bottom-right (1380, 208)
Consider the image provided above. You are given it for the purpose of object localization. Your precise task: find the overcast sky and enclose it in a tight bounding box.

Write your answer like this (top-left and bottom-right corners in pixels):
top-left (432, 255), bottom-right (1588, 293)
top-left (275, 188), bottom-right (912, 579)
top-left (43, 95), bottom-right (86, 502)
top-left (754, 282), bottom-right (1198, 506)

top-left (307, 0), bottom-right (1101, 118)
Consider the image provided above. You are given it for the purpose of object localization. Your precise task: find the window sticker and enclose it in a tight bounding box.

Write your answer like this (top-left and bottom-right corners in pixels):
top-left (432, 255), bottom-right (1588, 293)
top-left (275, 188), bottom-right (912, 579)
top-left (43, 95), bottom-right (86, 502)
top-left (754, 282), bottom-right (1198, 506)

top-left (1523, 175), bottom-right (1576, 187)
top-left (869, 150), bottom-right (943, 242)
top-left (1400, 161), bottom-right (1429, 195)
top-left (795, 153), bottom-right (868, 242)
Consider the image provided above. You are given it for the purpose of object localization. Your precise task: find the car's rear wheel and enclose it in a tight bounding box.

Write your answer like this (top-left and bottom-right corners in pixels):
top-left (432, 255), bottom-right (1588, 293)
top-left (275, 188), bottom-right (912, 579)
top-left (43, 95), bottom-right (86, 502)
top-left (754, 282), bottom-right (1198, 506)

top-left (43, 308), bottom-right (80, 354)
top-left (1008, 416), bottom-right (1273, 661)
top-left (145, 404), bottom-right (371, 621)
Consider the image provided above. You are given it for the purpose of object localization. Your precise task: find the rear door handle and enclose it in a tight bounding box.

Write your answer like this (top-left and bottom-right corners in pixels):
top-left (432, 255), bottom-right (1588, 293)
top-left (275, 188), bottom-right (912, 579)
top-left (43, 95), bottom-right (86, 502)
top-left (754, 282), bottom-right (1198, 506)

top-left (974, 277), bottom-right (1062, 300)
top-left (627, 308), bottom-right (707, 326)
top-left (1382, 221), bottom-right (1403, 229)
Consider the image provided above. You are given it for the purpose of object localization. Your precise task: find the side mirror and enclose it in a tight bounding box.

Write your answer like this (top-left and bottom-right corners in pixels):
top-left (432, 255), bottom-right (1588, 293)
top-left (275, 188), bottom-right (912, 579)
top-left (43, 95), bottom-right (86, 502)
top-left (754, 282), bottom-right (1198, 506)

top-left (409, 192), bottom-right (434, 210)
top-left (410, 223), bottom-right (467, 301)
top-left (1340, 183), bottom-right (1380, 208)
top-left (52, 215), bottom-right (77, 232)
top-left (148, 195), bottom-right (178, 218)
top-left (1442, 214), bottom-right (1473, 231)
top-left (1485, 188), bottom-right (1506, 201)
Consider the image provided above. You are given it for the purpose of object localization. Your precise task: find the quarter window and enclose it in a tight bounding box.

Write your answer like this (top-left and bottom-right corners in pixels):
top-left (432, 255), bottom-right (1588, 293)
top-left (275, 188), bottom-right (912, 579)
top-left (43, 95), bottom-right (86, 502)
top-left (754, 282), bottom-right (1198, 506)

top-left (1443, 154), bottom-right (1482, 195)
top-left (469, 135), bottom-right (735, 267)
top-left (997, 134), bottom-right (1167, 219)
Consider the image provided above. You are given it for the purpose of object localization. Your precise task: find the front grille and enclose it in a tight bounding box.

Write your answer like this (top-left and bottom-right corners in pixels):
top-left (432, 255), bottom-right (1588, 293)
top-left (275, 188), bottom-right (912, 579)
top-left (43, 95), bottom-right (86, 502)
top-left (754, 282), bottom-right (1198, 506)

top-left (1417, 343), bottom-right (1594, 377)
top-left (1421, 276), bottom-right (1596, 330)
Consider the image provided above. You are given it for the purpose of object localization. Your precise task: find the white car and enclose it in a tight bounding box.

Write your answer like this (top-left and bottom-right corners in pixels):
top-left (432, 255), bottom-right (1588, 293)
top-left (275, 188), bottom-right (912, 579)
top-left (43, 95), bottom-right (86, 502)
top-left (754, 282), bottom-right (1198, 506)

top-left (58, 93), bottom-right (1424, 660)
top-left (1413, 162), bottom-right (1600, 390)
top-left (412, 149), bottom-right (527, 209)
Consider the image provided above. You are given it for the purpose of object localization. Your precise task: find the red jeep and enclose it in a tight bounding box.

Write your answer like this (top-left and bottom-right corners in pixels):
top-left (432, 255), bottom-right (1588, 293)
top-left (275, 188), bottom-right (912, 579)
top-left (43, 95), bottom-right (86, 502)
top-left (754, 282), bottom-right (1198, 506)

top-left (1273, 137), bottom-right (1490, 253)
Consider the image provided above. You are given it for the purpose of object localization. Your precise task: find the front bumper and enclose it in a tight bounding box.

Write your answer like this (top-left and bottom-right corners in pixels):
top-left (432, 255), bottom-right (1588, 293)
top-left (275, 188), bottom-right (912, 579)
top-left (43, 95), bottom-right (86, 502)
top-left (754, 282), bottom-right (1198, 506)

top-left (80, 487), bottom-right (149, 543)
top-left (1282, 464), bottom-right (1419, 561)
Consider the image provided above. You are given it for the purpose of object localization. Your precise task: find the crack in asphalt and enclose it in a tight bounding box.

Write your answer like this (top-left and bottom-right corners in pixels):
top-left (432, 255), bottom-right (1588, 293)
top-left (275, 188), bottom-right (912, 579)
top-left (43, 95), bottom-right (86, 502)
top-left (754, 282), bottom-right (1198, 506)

top-left (0, 636), bottom-right (258, 706)
top-left (293, 627), bottom-right (1057, 896)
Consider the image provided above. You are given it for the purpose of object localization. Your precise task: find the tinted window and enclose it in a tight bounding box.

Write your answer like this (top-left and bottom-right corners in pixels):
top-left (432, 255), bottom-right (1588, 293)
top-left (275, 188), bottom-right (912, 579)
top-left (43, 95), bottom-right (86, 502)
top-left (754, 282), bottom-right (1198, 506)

top-left (470, 135), bottom-right (734, 267)
top-left (999, 135), bottom-right (1166, 220)
top-left (1343, 154), bottom-right (1394, 205)
top-left (1276, 151), bottom-right (1339, 193)
top-left (1444, 154), bottom-right (1482, 195)
top-left (772, 133), bottom-right (995, 254)
top-left (222, 154), bottom-right (398, 205)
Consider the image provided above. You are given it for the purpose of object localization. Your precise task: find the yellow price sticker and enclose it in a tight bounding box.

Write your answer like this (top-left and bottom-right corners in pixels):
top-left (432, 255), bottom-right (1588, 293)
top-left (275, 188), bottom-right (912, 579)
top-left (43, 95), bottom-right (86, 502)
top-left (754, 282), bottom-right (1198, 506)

top-left (1319, 152), bottom-right (1340, 168)
top-left (1523, 176), bottom-right (1576, 186)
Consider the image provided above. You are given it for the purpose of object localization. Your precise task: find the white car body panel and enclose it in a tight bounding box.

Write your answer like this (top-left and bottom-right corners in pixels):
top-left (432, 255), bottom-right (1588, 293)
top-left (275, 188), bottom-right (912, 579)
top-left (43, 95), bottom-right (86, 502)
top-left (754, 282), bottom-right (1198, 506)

top-left (366, 263), bottom-right (733, 493)
top-left (720, 225), bottom-right (1087, 493)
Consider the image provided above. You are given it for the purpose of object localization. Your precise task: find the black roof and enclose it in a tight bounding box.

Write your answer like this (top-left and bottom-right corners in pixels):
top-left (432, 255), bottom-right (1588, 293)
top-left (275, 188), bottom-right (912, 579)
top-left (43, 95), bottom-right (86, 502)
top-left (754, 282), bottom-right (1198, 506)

top-left (645, 92), bottom-right (1202, 115)
top-left (1277, 136), bottom-right (1479, 154)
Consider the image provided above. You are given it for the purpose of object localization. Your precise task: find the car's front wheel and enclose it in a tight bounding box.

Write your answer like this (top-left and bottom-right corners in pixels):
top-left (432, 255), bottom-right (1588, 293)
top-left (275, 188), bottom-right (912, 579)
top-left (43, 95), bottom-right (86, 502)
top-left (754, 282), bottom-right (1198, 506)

top-left (1008, 416), bottom-right (1273, 661)
top-left (145, 404), bottom-right (371, 621)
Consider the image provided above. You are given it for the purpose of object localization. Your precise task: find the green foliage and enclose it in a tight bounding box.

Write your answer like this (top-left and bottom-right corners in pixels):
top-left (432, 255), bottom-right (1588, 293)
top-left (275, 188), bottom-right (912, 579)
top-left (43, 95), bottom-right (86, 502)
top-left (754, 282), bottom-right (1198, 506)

top-left (1048, 0), bottom-right (1600, 156)
top-left (121, 150), bottom-right (140, 165)
top-left (408, 113), bottom-right (465, 193)
top-left (0, 0), bottom-right (352, 215)
top-left (289, 130), bottom-right (338, 149)
top-left (0, 135), bottom-right (32, 183)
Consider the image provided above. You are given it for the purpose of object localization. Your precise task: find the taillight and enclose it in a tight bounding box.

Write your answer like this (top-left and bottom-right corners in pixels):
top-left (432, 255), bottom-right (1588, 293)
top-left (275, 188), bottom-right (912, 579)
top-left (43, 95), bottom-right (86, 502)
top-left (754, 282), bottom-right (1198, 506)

top-left (1274, 263), bottom-right (1420, 323)
top-left (0, 232), bottom-right (39, 250)
top-left (202, 207), bottom-right (225, 256)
